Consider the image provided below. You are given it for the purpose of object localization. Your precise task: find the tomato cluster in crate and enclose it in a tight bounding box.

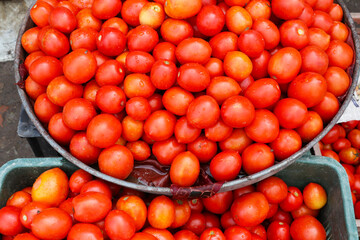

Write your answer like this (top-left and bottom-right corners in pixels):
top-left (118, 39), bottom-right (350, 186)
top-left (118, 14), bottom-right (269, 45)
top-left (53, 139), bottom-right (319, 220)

top-left (22, 0), bottom-right (355, 187)
top-left (0, 167), bottom-right (329, 240)
top-left (319, 120), bottom-right (360, 219)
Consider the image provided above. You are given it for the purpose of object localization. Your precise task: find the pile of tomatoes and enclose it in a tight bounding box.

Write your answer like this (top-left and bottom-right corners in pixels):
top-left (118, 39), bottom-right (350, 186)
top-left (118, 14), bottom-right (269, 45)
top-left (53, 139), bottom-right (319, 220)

top-left (0, 167), bottom-right (329, 239)
top-left (21, 0), bottom-right (354, 187)
top-left (319, 120), bottom-right (360, 220)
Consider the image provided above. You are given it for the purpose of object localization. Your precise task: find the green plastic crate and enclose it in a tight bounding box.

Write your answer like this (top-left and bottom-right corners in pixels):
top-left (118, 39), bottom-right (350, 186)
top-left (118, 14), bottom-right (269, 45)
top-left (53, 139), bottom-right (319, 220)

top-left (0, 156), bottom-right (357, 239)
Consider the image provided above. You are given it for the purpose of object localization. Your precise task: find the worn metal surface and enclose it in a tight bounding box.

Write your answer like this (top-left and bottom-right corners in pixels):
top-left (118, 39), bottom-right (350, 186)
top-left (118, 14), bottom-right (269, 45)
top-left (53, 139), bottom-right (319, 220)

top-left (10, 0), bottom-right (360, 195)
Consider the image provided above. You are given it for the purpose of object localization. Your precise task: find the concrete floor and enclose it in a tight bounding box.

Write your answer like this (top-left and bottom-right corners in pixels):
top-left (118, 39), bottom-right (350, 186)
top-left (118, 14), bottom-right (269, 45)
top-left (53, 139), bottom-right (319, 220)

top-left (0, 1), bottom-right (359, 167)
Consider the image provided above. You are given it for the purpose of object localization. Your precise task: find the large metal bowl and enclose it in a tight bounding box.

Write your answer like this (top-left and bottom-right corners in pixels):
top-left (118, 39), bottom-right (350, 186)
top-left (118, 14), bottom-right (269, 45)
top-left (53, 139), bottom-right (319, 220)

top-left (14, 0), bottom-right (360, 197)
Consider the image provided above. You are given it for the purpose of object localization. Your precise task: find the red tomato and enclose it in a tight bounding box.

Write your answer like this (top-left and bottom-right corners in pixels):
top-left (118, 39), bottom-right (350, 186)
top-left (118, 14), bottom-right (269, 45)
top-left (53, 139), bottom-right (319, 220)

top-left (219, 128), bottom-right (253, 154)
top-left (92, 0), bottom-right (122, 19)
top-left (274, 98), bottom-right (308, 129)
top-left (76, 8), bottom-right (102, 31)
top-left (170, 151), bottom-right (200, 187)
top-left (102, 17), bottom-right (129, 34)
top-left (312, 10), bottom-right (333, 33)
top-left (220, 211), bottom-right (237, 230)
top-left (29, 56), bottom-right (63, 86)
top-left (298, 3), bottom-right (315, 27)
top-left (182, 212), bottom-right (206, 236)
top-left (164, 0), bottom-right (202, 19)
top-left (210, 150), bottom-right (242, 181)
top-left (200, 228), bottom-right (225, 240)
top-left (303, 183), bottom-right (327, 210)
top-left (332, 138), bottom-right (351, 153)
top-left (257, 176), bottom-right (288, 204)
top-left (13, 233), bottom-right (39, 240)
top-left (176, 38), bottom-right (212, 65)
top-left (148, 196), bottom-right (175, 229)
top-left (143, 228), bottom-right (175, 240)
top-left (97, 27), bottom-right (126, 57)
top-left (324, 66), bottom-right (350, 98)
top-left (339, 147), bottom-right (360, 165)
top-left (177, 63), bottom-right (211, 92)
top-left (47, 76), bottom-right (83, 107)
top-left (174, 229), bottom-right (199, 240)
top-left (128, 25), bottom-right (159, 52)
top-left (225, 6), bottom-right (252, 35)
top-left (300, 45), bottom-right (329, 75)
top-left (267, 221), bottom-right (291, 240)
top-left (209, 32), bottom-right (238, 60)
top-left (225, 226), bottom-right (252, 240)
top-left (196, 5), bottom-right (225, 37)
top-left (63, 49), bottom-right (97, 84)
top-left (37, 26), bottom-right (70, 58)
top-left (270, 129), bottom-right (302, 161)
top-left (245, 109), bottom-right (279, 143)
top-left (206, 76), bottom-right (241, 105)
top-left (24, 51), bottom-right (46, 71)
top-left (0, 206), bottom-right (24, 236)
top-left (153, 42), bottom-right (177, 63)
top-left (20, 202), bottom-right (51, 229)
top-left (205, 119), bottom-right (233, 142)
top-left (188, 135), bottom-right (218, 163)
top-left (326, 40), bottom-right (354, 70)
top-left (221, 96), bottom-right (255, 128)
top-left (311, 92), bottom-right (339, 123)
top-left (308, 27), bottom-right (330, 50)
top-left (152, 137), bottom-right (186, 165)
top-left (69, 169), bottom-right (93, 194)
top-left (330, 21), bottom-right (349, 41)
top-left (296, 111), bottom-right (323, 143)
top-left (171, 199), bottom-right (192, 228)
top-left (251, 50), bottom-right (271, 80)
top-left (124, 73), bottom-right (156, 98)
top-left (95, 86), bottom-right (126, 114)
top-left (126, 51), bottom-right (155, 74)
top-left (150, 60), bottom-right (177, 90)
top-left (205, 58), bottom-right (224, 78)
top-left (139, 2), bottom-right (165, 29)
top-left (203, 191), bottom-right (233, 215)
top-left (252, 19), bottom-right (280, 50)
top-left (63, 98), bottom-right (97, 131)
top-left (34, 93), bottom-right (61, 123)
top-left (30, 1), bottom-right (53, 27)
top-left (160, 19), bottom-right (194, 46)
top-left (80, 180), bottom-right (112, 199)
top-left (244, 78), bottom-right (281, 109)
top-left (116, 195), bottom-right (147, 231)
top-left (279, 186), bottom-right (303, 212)
top-left (223, 51), bottom-right (252, 81)
top-left (174, 117), bottom-right (201, 144)
top-left (238, 30), bottom-right (265, 58)
top-left (96, 59), bottom-right (125, 86)
top-left (67, 223), bottom-right (103, 240)
top-left (31, 208), bottom-right (72, 240)
top-left (126, 141), bottom-right (151, 161)
top-left (121, 0), bottom-right (147, 27)
top-left (21, 27), bottom-right (41, 53)
top-left (70, 132), bottom-right (101, 165)
top-left (105, 210), bottom-right (136, 240)
top-left (187, 95), bottom-right (220, 129)
top-left (163, 87), bottom-right (194, 116)
top-left (49, 7), bottom-right (77, 34)
top-left (291, 203), bottom-right (319, 219)
top-left (231, 192), bottom-right (269, 227)
top-left (203, 212), bottom-right (221, 229)
top-left (6, 191), bottom-right (31, 209)
top-left (328, 3), bottom-right (343, 21)
top-left (242, 143), bottom-right (275, 174)
top-left (290, 216), bottom-right (326, 240)
top-left (268, 47), bottom-right (302, 84)
top-left (144, 110), bottom-right (176, 141)
top-left (280, 20), bottom-right (309, 50)
top-left (48, 113), bottom-right (75, 145)
top-left (272, 0), bottom-right (304, 20)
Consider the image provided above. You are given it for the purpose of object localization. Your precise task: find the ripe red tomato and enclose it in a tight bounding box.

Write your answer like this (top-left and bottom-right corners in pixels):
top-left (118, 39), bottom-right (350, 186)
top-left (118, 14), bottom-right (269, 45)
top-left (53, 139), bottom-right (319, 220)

top-left (63, 49), bottom-right (97, 84)
top-left (290, 215), bottom-right (326, 240)
top-left (300, 45), bottom-right (329, 75)
top-left (296, 111), bottom-right (324, 143)
top-left (76, 8), bottom-right (102, 31)
top-left (205, 119), bottom-right (233, 142)
top-left (139, 2), bottom-right (165, 29)
top-left (48, 113), bottom-right (75, 145)
top-left (152, 137), bottom-right (186, 165)
top-left (252, 19), bottom-right (280, 50)
top-left (291, 203), bottom-right (320, 219)
top-left (245, 78), bottom-right (281, 109)
top-left (163, 87), bottom-right (194, 116)
top-left (339, 147), bottom-right (360, 165)
top-left (126, 51), bottom-right (155, 74)
top-left (224, 51), bottom-right (252, 81)
top-left (280, 186), bottom-right (303, 212)
top-left (97, 27), bottom-right (126, 57)
top-left (95, 59), bottom-right (125, 86)
top-left (251, 50), bottom-right (271, 80)
top-left (29, 56), bottom-right (63, 86)
top-left (272, 0), bottom-right (304, 20)
top-left (298, 3), bottom-right (315, 27)
top-left (171, 200), bottom-right (192, 228)
top-left (70, 132), bottom-right (101, 165)
top-left (92, 0), bottom-right (122, 19)
top-left (324, 66), bottom-right (350, 97)
top-left (308, 27), bottom-right (330, 50)
top-left (203, 191), bottom-right (233, 215)
top-left (200, 227), bottom-right (225, 240)
top-left (182, 212), bottom-right (206, 236)
top-left (116, 195), bottom-right (147, 231)
top-left (209, 32), bottom-right (238, 60)
top-left (267, 221), bottom-right (291, 240)
top-left (164, 0), bottom-right (202, 19)
top-left (245, 109), bottom-right (279, 143)
top-left (188, 135), bottom-right (218, 163)
top-left (21, 27), bottom-right (41, 54)
top-left (124, 73), bottom-right (156, 98)
top-left (49, 7), bottom-right (77, 34)
top-left (238, 30), bottom-right (265, 58)
top-left (177, 63), bottom-right (211, 92)
top-left (270, 129), bottom-right (302, 161)
top-left (160, 19), bottom-right (194, 46)
top-left (274, 98), bottom-right (308, 129)
top-left (219, 128), bottom-right (253, 154)
top-left (0, 206), bottom-right (24, 236)
top-left (328, 3), bottom-right (343, 21)
top-left (128, 25), bottom-right (159, 52)
top-left (174, 229), bottom-right (199, 240)
top-left (221, 96), bottom-right (255, 128)
top-left (196, 5), bottom-right (225, 37)
top-left (31, 208), bottom-right (72, 240)
top-left (225, 226), bottom-right (252, 240)
top-left (312, 10), bottom-right (333, 33)
top-left (170, 151), bottom-right (200, 187)
top-left (148, 195), bottom-right (175, 229)
top-left (37, 26), bottom-right (70, 58)
top-left (144, 110), bottom-right (176, 141)
top-left (47, 76), bottom-right (83, 107)
top-left (225, 6), bottom-right (252, 35)
top-left (96, 86), bottom-right (126, 114)
top-left (326, 40), bottom-right (354, 70)
top-left (34, 93), bottom-right (62, 123)
top-left (187, 95), bottom-right (220, 129)
top-left (242, 143), bottom-right (275, 174)
top-left (311, 92), bottom-right (340, 124)
top-left (210, 150), bottom-right (242, 182)
top-left (63, 98), bottom-right (97, 131)
top-left (105, 210), bottom-right (136, 240)
top-left (150, 60), bottom-right (177, 90)
top-left (120, 0), bottom-right (147, 27)
top-left (231, 192), bottom-right (269, 227)
top-left (257, 176), bottom-right (288, 204)
top-left (280, 20), bottom-right (309, 50)
top-left (176, 38), bottom-right (212, 65)
top-left (174, 117), bottom-right (201, 144)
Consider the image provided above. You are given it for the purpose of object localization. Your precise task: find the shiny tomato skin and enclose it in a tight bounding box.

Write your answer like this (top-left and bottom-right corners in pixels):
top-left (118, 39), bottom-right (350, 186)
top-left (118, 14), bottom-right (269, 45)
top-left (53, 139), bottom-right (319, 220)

top-left (202, 191), bottom-right (233, 215)
top-left (48, 113), bottom-right (75, 145)
top-left (205, 58), bottom-right (224, 78)
top-left (67, 223), bottom-right (103, 240)
top-left (76, 8), bottom-right (102, 31)
top-left (30, 1), bottom-right (53, 27)
top-left (279, 186), bottom-right (303, 212)
top-left (296, 111), bottom-right (324, 143)
top-left (47, 76), bottom-right (83, 107)
top-left (280, 20), bottom-right (309, 50)
top-left (196, 5), bottom-right (225, 37)
top-left (163, 87), bottom-right (194, 116)
top-left (164, 0), bottom-right (202, 19)
top-left (105, 210), bottom-right (136, 240)
top-left (338, 147), bottom-right (360, 165)
top-left (238, 30), bottom-right (265, 58)
top-left (153, 42), bottom-right (177, 63)
top-left (272, 0), bottom-right (304, 20)
top-left (174, 117), bottom-right (201, 144)
top-left (268, 47), bottom-right (302, 84)
top-left (49, 6), bottom-right (77, 34)
top-left (187, 95), bottom-right (220, 129)
top-left (245, 109), bottom-right (279, 143)
top-left (200, 228), bottom-right (225, 240)
top-left (209, 31), bottom-right (238, 60)
top-left (274, 98), bottom-right (308, 129)
top-left (37, 26), bottom-right (70, 58)
top-left (128, 25), bottom-right (159, 52)
top-left (70, 132), bottom-right (101, 165)
top-left (152, 137), bottom-right (186, 165)
top-left (252, 19), bottom-right (280, 50)
top-left (251, 50), bottom-right (271, 80)
top-left (160, 19), bottom-right (194, 46)
top-left (270, 129), bottom-right (302, 161)
top-left (298, 3), bottom-right (315, 27)
top-left (300, 45), bottom-right (329, 75)
top-left (126, 97), bottom-right (151, 121)
top-left (290, 216), bottom-right (326, 240)
top-left (0, 206), bottom-right (24, 236)
top-left (231, 192), bottom-right (269, 227)
top-left (63, 98), bottom-right (97, 131)
top-left (210, 150), bottom-right (242, 182)
top-left (223, 51), bottom-right (252, 81)
top-left (34, 93), bottom-right (61, 123)
top-left (267, 221), bottom-right (291, 240)
top-left (308, 27), bottom-right (331, 50)
top-left (29, 56), bottom-right (63, 86)
top-left (24, 51), bottom-right (46, 71)
top-left (288, 72), bottom-right (327, 108)
top-left (31, 208), bottom-right (72, 240)
top-left (242, 143), bottom-right (275, 174)
top-left (221, 96), bottom-right (255, 128)
top-left (144, 110), bottom-right (176, 141)
top-left (174, 229), bottom-right (199, 240)
top-left (63, 49), bottom-right (97, 84)
top-left (326, 40), bottom-right (354, 70)
top-left (170, 151), bottom-right (200, 187)
top-left (329, 3), bottom-right (343, 21)
top-left (225, 6), bottom-right (252, 35)
top-left (124, 73), bottom-right (156, 98)
top-left (219, 128), bottom-right (253, 154)
top-left (97, 27), bottom-right (126, 57)
top-left (96, 85), bottom-right (126, 114)
top-left (224, 226), bottom-right (252, 240)
top-left (171, 199), bottom-right (192, 229)
top-left (121, 0), bottom-right (147, 27)
top-left (148, 196), bottom-right (175, 229)
top-left (96, 59), bottom-right (125, 86)
top-left (92, 0), bottom-right (122, 19)
top-left (21, 27), bottom-right (41, 53)
top-left (86, 113), bottom-right (122, 148)
top-left (205, 119), bottom-right (233, 142)
top-left (206, 76), bottom-right (241, 105)
top-left (177, 63), bottom-right (211, 92)
top-left (312, 10), bottom-right (333, 33)
top-left (176, 38), bottom-right (212, 65)
top-left (150, 60), bottom-right (177, 90)
top-left (311, 91), bottom-right (339, 124)
top-left (126, 51), bottom-right (155, 74)
top-left (256, 176), bottom-right (288, 204)
top-left (116, 195), bottom-right (147, 231)
top-left (244, 78), bottom-right (281, 109)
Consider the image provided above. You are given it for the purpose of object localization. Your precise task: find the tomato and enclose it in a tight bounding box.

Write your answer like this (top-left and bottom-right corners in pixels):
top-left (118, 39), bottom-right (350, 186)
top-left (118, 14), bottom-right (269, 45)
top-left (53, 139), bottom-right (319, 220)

top-left (225, 6), bottom-right (252, 35)
top-left (121, 116), bottom-right (144, 142)
top-left (86, 114), bottom-right (122, 148)
top-left (169, 199), bottom-right (192, 229)
top-left (245, 0), bottom-right (271, 20)
top-left (121, 0), bottom-right (147, 26)
top-left (174, 117), bottom-right (201, 143)
top-left (160, 19), bottom-right (193, 46)
top-left (182, 212), bottom-right (206, 236)
top-left (298, 3), bottom-right (315, 27)
top-left (328, 3), bottom-right (343, 21)
top-left (290, 215), bottom-right (326, 240)
top-left (92, 0), bottom-right (122, 19)
top-left (163, 87), bottom-right (194, 116)
top-left (68, 169), bottom-right (93, 194)
top-left (47, 76), bottom-right (83, 107)
top-left (339, 147), bottom-right (360, 165)
top-left (272, 0), bottom-right (304, 20)
top-left (124, 74), bottom-right (156, 98)
top-left (58, 1), bottom-right (79, 14)
top-left (47, 113), bottom-right (75, 145)
top-left (126, 140), bottom-right (150, 161)
top-left (279, 186), bottom-right (303, 212)
top-left (116, 195), bottom-right (147, 231)
top-left (152, 137), bottom-right (186, 165)
top-left (128, 25), bottom-right (159, 52)
top-left (273, 98), bottom-right (307, 129)
top-left (231, 192), bottom-right (269, 227)
top-left (153, 42), bottom-right (177, 63)
top-left (102, 17), bottom-right (129, 35)
top-left (148, 196), bottom-right (175, 229)
top-left (205, 58), bottom-right (224, 78)
top-left (280, 20), bottom-right (309, 50)
top-left (209, 32), bottom-right (238, 60)
top-left (76, 9), bottom-right (102, 31)
top-left (252, 19), bottom-right (280, 50)
top-left (72, 192), bottom-right (112, 223)
top-left (139, 2), bottom-right (165, 29)
top-left (93, 50), bottom-right (111, 67)
top-left (170, 151), bottom-right (200, 187)
top-left (202, 191), bottom-right (233, 215)
top-left (126, 51), bottom-right (155, 74)
top-left (105, 210), bottom-right (136, 240)
top-left (63, 49), bottom-right (97, 84)
top-left (330, 21), bottom-right (349, 41)
top-left (245, 78), bottom-right (281, 108)
top-left (205, 119), bottom-right (233, 142)
top-left (199, 228), bottom-right (225, 240)
top-left (242, 143), bottom-right (275, 174)
top-left (301, 46), bottom-right (329, 76)
top-left (29, 56), bottom-right (63, 86)
top-left (34, 93), bottom-right (61, 123)
top-left (98, 145), bottom-right (134, 179)
top-left (311, 92), bottom-right (339, 123)
top-left (220, 211), bottom-right (236, 230)
top-left (70, 0), bottom-right (93, 10)
top-left (326, 40), bottom-right (354, 70)
top-left (67, 223), bottom-right (103, 240)
top-left (210, 150), bottom-right (242, 182)
top-left (267, 203), bottom-right (280, 219)
top-left (196, 5), bottom-right (225, 37)
top-left (125, 97), bottom-right (150, 121)
top-left (30, 1), bottom-right (53, 27)
top-left (237, 30), bottom-right (265, 58)
top-left (19, 202), bottom-right (50, 229)
top-left (296, 111), bottom-right (323, 143)
top-left (174, 229), bottom-right (199, 240)
top-left (225, 226), bottom-right (252, 240)
top-left (332, 138), bottom-right (351, 153)
top-left (302, 183), bottom-right (327, 210)
top-left (95, 59), bottom-right (125, 86)
top-left (37, 26), bottom-right (70, 58)
top-left (220, 95), bottom-right (254, 128)
top-left (70, 132), bottom-right (101, 165)
top-left (267, 221), bottom-right (290, 240)
top-left (291, 203), bottom-right (319, 219)
top-left (251, 50), bottom-right (271, 80)
top-left (143, 227), bottom-right (175, 240)
top-left (144, 110), bottom-right (176, 141)
top-left (256, 176), bottom-right (288, 204)
top-left (188, 135), bottom-right (218, 163)
top-left (219, 128), bottom-right (253, 154)
top-left (49, 7), bottom-right (77, 34)
top-left (342, 120), bottom-right (359, 131)
top-left (312, 10), bottom-right (334, 33)
top-left (224, 51), bottom-right (252, 81)
top-left (206, 77), bottom-right (240, 105)
top-left (268, 47), bottom-right (301, 84)
top-left (176, 38), bottom-right (212, 65)
top-left (0, 206), bottom-right (24, 236)
top-left (21, 27), bottom-right (41, 53)
top-left (63, 98), bottom-right (97, 130)
top-left (96, 27), bottom-right (126, 57)
top-left (31, 208), bottom-right (72, 240)
top-left (347, 129), bottom-right (360, 149)
top-left (164, 0), bottom-right (201, 19)
top-left (308, 27), bottom-right (330, 50)
top-left (245, 109), bottom-right (279, 143)
top-left (95, 86), bottom-right (126, 114)
top-left (270, 129), bottom-right (302, 161)
top-left (177, 63), bottom-right (210, 92)
top-left (150, 60), bottom-right (177, 90)
top-left (186, 95), bottom-right (220, 129)
top-left (24, 51), bottom-right (46, 71)
top-left (80, 180), bottom-right (112, 200)
top-left (203, 212), bottom-right (221, 229)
